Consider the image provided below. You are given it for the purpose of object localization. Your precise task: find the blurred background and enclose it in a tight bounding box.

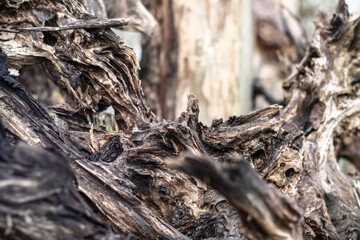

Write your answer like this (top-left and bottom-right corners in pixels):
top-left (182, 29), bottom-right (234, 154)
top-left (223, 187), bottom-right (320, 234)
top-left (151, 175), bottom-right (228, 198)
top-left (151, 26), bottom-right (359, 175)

top-left (105, 0), bottom-right (359, 125)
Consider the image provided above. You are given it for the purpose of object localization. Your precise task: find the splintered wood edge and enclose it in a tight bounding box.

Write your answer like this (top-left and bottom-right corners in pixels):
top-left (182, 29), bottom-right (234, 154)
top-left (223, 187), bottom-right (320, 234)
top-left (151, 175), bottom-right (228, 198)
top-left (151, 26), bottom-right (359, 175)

top-left (0, 18), bottom-right (131, 33)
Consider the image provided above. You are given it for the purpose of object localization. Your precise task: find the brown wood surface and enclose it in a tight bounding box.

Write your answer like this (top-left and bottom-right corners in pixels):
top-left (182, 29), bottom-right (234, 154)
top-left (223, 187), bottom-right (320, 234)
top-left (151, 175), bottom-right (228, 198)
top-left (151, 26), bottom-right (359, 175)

top-left (0, 0), bottom-right (359, 239)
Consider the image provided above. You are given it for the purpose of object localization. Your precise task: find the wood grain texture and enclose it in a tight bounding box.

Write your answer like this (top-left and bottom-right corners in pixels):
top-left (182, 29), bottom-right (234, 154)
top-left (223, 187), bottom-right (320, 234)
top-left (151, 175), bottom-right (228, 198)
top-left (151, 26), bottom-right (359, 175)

top-left (0, 0), bottom-right (360, 239)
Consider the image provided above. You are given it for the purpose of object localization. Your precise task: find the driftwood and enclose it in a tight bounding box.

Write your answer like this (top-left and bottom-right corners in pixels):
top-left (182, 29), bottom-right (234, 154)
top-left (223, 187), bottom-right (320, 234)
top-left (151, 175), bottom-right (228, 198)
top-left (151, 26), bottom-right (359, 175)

top-left (0, 0), bottom-right (360, 239)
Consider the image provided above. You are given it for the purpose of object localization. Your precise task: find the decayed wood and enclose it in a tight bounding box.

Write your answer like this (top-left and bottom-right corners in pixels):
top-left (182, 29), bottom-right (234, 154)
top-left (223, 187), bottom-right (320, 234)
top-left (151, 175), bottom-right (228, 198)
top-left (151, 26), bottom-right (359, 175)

top-left (276, 2), bottom-right (360, 238)
top-left (0, 18), bottom-right (130, 33)
top-left (0, 123), bottom-right (121, 239)
top-left (0, 47), bottom-right (189, 240)
top-left (101, 0), bottom-right (162, 117)
top-left (167, 153), bottom-right (302, 240)
top-left (1, 0), bottom-right (360, 239)
top-left (0, 0), bottom-right (156, 134)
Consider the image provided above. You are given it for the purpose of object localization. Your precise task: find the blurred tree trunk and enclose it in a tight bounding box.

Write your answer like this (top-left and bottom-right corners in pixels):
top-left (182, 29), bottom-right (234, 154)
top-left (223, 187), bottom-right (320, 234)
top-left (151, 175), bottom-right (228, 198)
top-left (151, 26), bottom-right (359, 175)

top-left (253, 0), bottom-right (307, 110)
top-left (141, 0), bottom-right (178, 120)
top-left (171, 0), bottom-right (251, 123)
top-left (141, 0), bottom-right (254, 124)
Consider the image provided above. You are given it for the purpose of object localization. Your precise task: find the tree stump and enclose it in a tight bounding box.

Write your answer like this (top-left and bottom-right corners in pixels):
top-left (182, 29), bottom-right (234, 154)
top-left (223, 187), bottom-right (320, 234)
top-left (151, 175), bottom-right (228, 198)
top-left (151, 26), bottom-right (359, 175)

top-left (0, 0), bottom-right (359, 239)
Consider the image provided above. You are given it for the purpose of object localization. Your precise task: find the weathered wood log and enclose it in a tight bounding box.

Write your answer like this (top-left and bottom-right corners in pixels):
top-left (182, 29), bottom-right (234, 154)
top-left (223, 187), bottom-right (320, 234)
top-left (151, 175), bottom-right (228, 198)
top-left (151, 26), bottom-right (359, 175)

top-left (0, 123), bottom-right (121, 239)
top-left (167, 153), bottom-right (302, 240)
top-left (0, 0), bottom-right (360, 239)
top-left (0, 46), bottom-right (190, 239)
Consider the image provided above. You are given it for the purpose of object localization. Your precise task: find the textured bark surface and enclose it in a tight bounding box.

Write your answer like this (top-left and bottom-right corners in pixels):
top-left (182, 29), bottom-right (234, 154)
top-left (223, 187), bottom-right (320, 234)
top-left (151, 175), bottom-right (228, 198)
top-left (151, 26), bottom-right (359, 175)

top-left (103, 0), bottom-right (162, 118)
top-left (0, 87), bottom-right (119, 239)
top-left (0, 0), bottom-right (360, 240)
top-left (167, 153), bottom-right (302, 240)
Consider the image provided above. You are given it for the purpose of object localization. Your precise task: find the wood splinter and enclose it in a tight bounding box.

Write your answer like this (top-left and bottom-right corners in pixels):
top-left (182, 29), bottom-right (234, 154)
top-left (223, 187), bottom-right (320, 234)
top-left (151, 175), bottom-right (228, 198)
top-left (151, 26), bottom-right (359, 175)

top-left (0, 18), bottom-right (130, 33)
